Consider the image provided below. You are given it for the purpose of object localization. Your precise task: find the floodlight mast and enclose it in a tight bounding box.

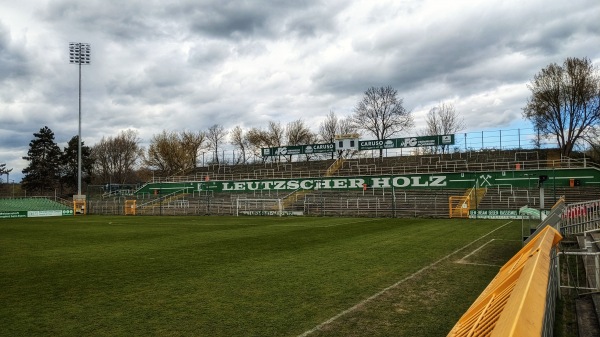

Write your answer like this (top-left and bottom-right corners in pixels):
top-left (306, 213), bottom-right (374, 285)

top-left (69, 42), bottom-right (90, 196)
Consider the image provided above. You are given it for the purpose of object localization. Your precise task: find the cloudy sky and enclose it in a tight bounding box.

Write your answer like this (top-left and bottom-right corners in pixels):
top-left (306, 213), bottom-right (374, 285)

top-left (1, 0), bottom-right (600, 182)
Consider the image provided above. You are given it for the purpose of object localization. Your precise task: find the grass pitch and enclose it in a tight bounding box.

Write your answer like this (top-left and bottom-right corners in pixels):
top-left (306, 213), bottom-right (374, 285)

top-left (0, 216), bottom-right (522, 336)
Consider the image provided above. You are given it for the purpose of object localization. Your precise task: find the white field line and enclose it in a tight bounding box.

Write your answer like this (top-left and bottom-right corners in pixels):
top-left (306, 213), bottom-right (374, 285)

top-left (458, 239), bottom-right (496, 262)
top-left (272, 218), bottom-right (381, 228)
top-left (457, 238), bottom-right (522, 264)
top-left (297, 220), bottom-right (515, 337)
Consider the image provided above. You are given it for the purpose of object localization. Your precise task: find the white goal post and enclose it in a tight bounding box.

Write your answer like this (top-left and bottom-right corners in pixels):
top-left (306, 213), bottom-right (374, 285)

top-left (235, 198), bottom-right (283, 216)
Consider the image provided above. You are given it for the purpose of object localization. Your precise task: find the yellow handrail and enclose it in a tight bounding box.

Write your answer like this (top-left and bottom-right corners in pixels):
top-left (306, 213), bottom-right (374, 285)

top-left (448, 225), bottom-right (562, 336)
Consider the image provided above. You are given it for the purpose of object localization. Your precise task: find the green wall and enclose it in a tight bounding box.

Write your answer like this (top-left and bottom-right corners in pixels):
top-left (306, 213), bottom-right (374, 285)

top-left (136, 168), bottom-right (599, 194)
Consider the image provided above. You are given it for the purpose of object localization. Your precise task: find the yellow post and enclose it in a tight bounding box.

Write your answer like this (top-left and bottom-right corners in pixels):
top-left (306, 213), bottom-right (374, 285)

top-left (124, 200), bottom-right (136, 215)
top-left (73, 195), bottom-right (86, 215)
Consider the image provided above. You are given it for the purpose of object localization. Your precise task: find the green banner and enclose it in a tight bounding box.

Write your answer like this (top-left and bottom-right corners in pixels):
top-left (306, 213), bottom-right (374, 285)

top-left (261, 143), bottom-right (335, 157)
top-left (468, 209), bottom-right (528, 219)
top-left (358, 135), bottom-right (455, 150)
top-left (260, 134), bottom-right (455, 156)
top-left (189, 168), bottom-right (599, 193)
top-left (0, 209), bottom-right (73, 219)
top-left (468, 209), bottom-right (549, 219)
top-left (0, 211), bottom-right (27, 219)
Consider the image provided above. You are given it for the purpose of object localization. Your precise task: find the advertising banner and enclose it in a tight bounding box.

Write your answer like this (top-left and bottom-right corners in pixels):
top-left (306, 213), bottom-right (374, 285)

top-left (238, 210), bottom-right (304, 216)
top-left (0, 209), bottom-right (73, 219)
top-left (261, 143), bottom-right (335, 157)
top-left (260, 134), bottom-right (455, 156)
top-left (0, 211), bottom-right (27, 219)
top-left (468, 210), bottom-right (528, 219)
top-left (358, 134), bottom-right (455, 151)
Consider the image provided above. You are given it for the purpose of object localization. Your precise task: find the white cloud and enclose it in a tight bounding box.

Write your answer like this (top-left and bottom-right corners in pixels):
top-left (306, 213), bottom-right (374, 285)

top-left (1, 0), bottom-right (600, 181)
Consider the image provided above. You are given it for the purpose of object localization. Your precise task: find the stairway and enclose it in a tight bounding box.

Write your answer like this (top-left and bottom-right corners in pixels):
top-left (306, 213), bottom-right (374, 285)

top-left (576, 231), bottom-right (600, 337)
top-left (448, 187), bottom-right (487, 218)
top-left (138, 189), bottom-right (187, 209)
top-left (466, 186), bottom-right (487, 207)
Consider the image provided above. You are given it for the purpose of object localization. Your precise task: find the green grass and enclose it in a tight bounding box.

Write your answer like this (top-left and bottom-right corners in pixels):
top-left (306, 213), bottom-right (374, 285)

top-left (0, 216), bottom-right (522, 336)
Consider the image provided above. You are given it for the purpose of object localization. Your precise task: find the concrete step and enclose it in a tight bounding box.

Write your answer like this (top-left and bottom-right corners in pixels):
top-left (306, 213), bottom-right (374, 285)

top-left (576, 295), bottom-right (600, 337)
top-left (593, 294), bottom-right (600, 327)
top-left (590, 232), bottom-right (600, 251)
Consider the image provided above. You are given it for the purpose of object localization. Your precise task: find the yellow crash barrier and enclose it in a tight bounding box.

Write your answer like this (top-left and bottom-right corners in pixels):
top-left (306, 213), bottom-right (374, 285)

top-left (448, 225), bottom-right (562, 337)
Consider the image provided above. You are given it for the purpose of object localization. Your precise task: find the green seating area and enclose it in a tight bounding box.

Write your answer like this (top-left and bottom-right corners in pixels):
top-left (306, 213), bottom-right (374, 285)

top-left (0, 198), bottom-right (71, 212)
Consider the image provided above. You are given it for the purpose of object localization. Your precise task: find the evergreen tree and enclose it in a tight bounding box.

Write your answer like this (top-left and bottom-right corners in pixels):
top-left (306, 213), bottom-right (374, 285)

top-left (22, 126), bottom-right (62, 194)
top-left (60, 136), bottom-right (93, 192)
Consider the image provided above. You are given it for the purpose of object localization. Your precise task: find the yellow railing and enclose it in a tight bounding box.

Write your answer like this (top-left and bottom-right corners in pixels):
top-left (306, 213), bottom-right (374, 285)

top-left (449, 187), bottom-right (487, 218)
top-left (447, 225), bottom-right (562, 336)
top-left (465, 186), bottom-right (487, 207)
top-left (325, 158), bottom-right (345, 176)
top-left (449, 196), bottom-right (470, 218)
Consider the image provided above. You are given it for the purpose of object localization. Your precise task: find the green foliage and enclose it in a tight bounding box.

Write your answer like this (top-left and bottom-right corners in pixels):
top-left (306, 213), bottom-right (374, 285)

top-left (0, 216), bottom-right (520, 336)
top-left (60, 136), bottom-right (93, 191)
top-left (21, 126), bottom-right (62, 194)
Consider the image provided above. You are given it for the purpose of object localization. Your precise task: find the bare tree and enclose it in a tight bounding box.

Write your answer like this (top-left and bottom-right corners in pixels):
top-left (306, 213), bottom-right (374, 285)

top-left (146, 130), bottom-right (205, 176)
top-left (523, 57), bottom-right (600, 156)
top-left (92, 129), bottom-right (143, 184)
top-left (0, 163), bottom-right (13, 185)
top-left (206, 124), bottom-right (228, 164)
top-left (245, 127), bottom-right (270, 160)
top-left (583, 126), bottom-right (600, 162)
top-left (319, 111), bottom-right (358, 159)
top-left (267, 121), bottom-right (285, 148)
top-left (284, 119), bottom-right (316, 161)
top-left (244, 122), bottom-right (287, 162)
top-left (181, 130), bottom-right (206, 169)
top-left (424, 103), bottom-right (465, 153)
top-left (230, 125), bottom-right (250, 164)
top-left (285, 119), bottom-right (313, 145)
top-left (353, 86), bottom-right (413, 157)
top-left (319, 111), bottom-right (339, 143)
top-left (338, 116), bottom-right (357, 136)
top-left (319, 111), bottom-right (339, 159)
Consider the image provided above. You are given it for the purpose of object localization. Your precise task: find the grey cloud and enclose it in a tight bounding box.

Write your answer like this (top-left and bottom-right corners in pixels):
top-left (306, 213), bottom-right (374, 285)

top-left (39, 0), bottom-right (180, 41)
top-left (187, 41), bottom-right (231, 66)
top-left (180, 0), bottom-right (338, 40)
top-left (0, 22), bottom-right (31, 85)
top-left (312, 0), bottom-right (600, 104)
top-left (2, 0), bottom-right (600, 182)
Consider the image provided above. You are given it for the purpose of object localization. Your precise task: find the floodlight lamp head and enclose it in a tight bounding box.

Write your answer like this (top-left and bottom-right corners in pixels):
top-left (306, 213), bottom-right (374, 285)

top-left (69, 42), bottom-right (91, 65)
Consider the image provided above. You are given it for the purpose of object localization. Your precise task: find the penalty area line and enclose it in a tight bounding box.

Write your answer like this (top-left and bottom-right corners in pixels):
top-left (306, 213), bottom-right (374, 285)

top-left (297, 220), bottom-right (514, 337)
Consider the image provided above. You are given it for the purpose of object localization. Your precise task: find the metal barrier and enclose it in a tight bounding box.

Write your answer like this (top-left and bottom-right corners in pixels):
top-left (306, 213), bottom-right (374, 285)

top-left (560, 199), bottom-right (600, 235)
top-left (558, 251), bottom-right (600, 292)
